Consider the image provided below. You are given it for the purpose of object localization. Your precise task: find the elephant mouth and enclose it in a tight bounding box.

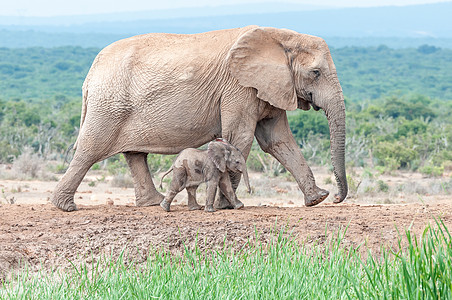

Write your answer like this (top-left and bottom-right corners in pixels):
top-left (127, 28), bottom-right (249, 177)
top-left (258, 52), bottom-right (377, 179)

top-left (297, 92), bottom-right (320, 111)
top-left (308, 92), bottom-right (320, 111)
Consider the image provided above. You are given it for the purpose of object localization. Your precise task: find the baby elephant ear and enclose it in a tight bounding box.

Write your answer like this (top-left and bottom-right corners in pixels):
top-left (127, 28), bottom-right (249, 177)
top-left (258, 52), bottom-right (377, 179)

top-left (208, 141), bottom-right (227, 173)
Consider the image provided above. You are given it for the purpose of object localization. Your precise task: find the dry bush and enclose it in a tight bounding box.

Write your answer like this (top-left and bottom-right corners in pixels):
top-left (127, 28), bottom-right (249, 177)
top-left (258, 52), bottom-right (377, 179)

top-left (398, 181), bottom-right (428, 195)
top-left (10, 147), bottom-right (53, 180)
top-left (426, 179), bottom-right (452, 195)
top-left (356, 178), bottom-right (374, 195)
top-left (110, 174), bottom-right (134, 188)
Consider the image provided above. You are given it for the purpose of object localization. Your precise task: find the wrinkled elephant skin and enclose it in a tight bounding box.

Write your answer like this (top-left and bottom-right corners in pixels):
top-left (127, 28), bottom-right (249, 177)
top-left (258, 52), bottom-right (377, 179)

top-left (159, 139), bottom-right (248, 212)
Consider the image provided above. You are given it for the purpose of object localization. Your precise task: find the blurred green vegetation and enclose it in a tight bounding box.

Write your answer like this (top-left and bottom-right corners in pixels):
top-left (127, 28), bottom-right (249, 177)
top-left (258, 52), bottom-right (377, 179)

top-left (0, 47), bottom-right (99, 100)
top-left (0, 45), bottom-right (451, 177)
top-left (287, 94), bottom-right (452, 175)
top-left (1, 45), bottom-right (451, 102)
top-left (331, 45), bottom-right (452, 101)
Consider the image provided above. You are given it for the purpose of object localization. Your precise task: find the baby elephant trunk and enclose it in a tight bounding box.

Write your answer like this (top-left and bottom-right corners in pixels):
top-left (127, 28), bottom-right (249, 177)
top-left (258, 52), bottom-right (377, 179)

top-left (241, 167), bottom-right (251, 193)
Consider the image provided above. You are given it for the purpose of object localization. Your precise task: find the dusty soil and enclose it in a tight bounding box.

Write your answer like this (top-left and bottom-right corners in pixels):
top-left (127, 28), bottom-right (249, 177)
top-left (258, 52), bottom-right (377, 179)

top-left (1, 166), bottom-right (452, 282)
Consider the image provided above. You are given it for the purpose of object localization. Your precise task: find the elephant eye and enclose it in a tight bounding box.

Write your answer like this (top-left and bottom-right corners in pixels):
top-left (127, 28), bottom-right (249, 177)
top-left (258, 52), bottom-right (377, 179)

top-left (312, 70), bottom-right (321, 78)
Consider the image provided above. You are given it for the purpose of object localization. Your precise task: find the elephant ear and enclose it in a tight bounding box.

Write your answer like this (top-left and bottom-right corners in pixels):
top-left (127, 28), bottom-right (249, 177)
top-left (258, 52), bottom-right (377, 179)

top-left (227, 27), bottom-right (298, 111)
top-left (208, 141), bottom-right (228, 173)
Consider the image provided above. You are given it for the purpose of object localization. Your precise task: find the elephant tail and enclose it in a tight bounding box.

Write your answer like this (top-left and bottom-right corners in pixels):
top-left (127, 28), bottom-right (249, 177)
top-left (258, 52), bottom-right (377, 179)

top-left (73, 83), bottom-right (89, 150)
top-left (159, 167), bottom-right (173, 189)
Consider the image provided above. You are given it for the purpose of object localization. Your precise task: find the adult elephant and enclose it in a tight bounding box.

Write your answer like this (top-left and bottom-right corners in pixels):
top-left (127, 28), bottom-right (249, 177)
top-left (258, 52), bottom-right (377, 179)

top-left (52, 26), bottom-right (347, 212)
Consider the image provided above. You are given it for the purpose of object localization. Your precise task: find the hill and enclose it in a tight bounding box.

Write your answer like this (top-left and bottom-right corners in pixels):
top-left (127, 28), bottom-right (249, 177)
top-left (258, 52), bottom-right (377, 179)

top-left (0, 2), bottom-right (451, 48)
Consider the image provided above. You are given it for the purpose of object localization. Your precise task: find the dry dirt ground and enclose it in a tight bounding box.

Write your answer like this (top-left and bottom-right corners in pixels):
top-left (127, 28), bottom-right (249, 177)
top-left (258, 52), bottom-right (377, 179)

top-left (1, 166), bottom-right (452, 282)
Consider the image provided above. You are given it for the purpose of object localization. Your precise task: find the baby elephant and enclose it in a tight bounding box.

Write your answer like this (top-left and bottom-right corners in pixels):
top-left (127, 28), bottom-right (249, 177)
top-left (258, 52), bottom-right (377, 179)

top-left (159, 138), bottom-right (251, 212)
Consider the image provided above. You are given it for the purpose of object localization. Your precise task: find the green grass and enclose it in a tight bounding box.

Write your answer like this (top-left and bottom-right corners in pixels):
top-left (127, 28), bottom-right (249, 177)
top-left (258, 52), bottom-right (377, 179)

top-left (1, 220), bottom-right (451, 299)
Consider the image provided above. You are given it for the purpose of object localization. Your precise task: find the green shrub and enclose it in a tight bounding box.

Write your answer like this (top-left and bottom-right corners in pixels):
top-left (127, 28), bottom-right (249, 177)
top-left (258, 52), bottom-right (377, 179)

top-left (377, 179), bottom-right (390, 192)
top-left (288, 110), bottom-right (329, 142)
top-left (246, 149), bottom-right (265, 172)
top-left (147, 154), bottom-right (175, 173)
top-left (420, 165), bottom-right (444, 177)
top-left (373, 141), bottom-right (418, 170)
top-left (395, 119), bottom-right (428, 138)
top-left (106, 154), bottom-right (128, 175)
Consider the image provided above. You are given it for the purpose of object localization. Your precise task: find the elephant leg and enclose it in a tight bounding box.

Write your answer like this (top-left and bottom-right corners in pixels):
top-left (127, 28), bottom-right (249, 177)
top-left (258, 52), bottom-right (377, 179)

top-left (52, 151), bottom-right (97, 212)
top-left (205, 181), bottom-right (219, 213)
top-left (216, 121), bottom-right (255, 209)
top-left (215, 180), bottom-right (236, 209)
top-left (218, 173), bottom-right (244, 210)
top-left (186, 186), bottom-right (202, 211)
top-left (255, 111), bottom-right (329, 207)
top-left (124, 152), bottom-right (164, 207)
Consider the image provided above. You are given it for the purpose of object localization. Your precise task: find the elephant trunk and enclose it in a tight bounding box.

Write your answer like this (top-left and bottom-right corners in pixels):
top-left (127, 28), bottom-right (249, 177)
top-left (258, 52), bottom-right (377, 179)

top-left (324, 92), bottom-right (348, 203)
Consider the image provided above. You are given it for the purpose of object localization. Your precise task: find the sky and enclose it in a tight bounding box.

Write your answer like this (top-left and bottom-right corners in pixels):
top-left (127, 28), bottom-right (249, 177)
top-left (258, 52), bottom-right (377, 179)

top-left (1, 0), bottom-right (450, 17)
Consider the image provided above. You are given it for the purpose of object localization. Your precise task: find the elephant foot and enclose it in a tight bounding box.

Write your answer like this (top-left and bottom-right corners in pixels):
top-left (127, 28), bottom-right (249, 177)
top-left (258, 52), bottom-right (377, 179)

top-left (205, 205), bottom-right (216, 213)
top-left (214, 197), bottom-right (234, 210)
top-left (160, 199), bottom-right (171, 212)
top-left (189, 204), bottom-right (203, 211)
top-left (136, 192), bottom-right (164, 207)
top-left (51, 191), bottom-right (78, 212)
top-left (233, 200), bottom-right (244, 210)
top-left (305, 188), bottom-right (329, 207)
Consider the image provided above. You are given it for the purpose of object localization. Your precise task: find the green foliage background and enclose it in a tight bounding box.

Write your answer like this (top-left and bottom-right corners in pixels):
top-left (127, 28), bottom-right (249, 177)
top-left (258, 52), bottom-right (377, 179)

top-left (0, 44), bottom-right (451, 175)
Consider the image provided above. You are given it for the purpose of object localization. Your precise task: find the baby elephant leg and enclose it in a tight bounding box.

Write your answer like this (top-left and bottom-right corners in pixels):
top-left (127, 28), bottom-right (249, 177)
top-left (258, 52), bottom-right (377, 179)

top-left (186, 186), bottom-right (202, 211)
top-left (219, 173), bottom-right (244, 210)
top-left (160, 169), bottom-right (186, 212)
top-left (160, 190), bottom-right (177, 212)
top-left (205, 181), bottom-right (218, 213)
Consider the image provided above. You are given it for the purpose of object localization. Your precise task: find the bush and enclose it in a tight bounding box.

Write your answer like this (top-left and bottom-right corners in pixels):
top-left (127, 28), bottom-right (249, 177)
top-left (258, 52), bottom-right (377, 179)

top-left (377, 180), bottom-right (390, 192)
top-left (54, 163), bottom-right (67, 174)
top-left (288, 110), bottom-right (329, 142)
top-left (347, 175), bottom-right (361, 196)
top-left (395, 119), bottom-right (428, 138)
top-left (383, 96), bottom-right (436, 120)
top-left (419, 165), bottom-right (444, 177)
top-left (247, 148), bottom-right (284, 176)
top-left (147, 154), bottom-right (175, 173)
top-left (373, 141), bottom-right (418, 170)
top-left (106, 155), bottom-right (128, 175)
top-left (110, 174), bottom-right (134, 188)
top-left (11, 147), bottom-right (48, 179)
top-left (443, 161), bottom-right (452, 173)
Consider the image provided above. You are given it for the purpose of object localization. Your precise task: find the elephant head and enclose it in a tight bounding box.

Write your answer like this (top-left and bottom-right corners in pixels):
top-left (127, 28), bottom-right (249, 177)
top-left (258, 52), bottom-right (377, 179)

top-left (227, 27), bottom-right (347, 202)
top-left (207, 138), bottom-right (251, 193)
